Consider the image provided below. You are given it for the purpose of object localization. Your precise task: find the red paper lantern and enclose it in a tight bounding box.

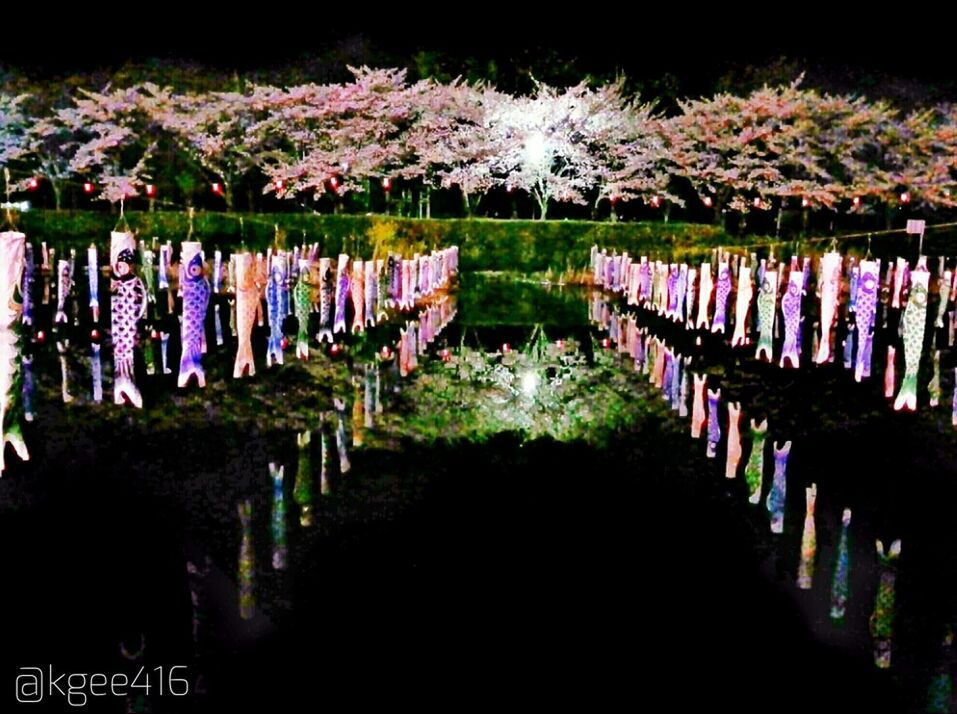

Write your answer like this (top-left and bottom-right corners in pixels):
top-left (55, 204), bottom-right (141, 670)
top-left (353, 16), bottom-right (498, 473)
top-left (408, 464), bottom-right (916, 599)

top-left (330, 343), bottom-right (341, 356)
top-left (36, 330), bottom-right (45, 343)
top-left (83, 182), bottom-right (95, 194)
top-left (380, 345), bottom-right (392, 359)
top-left (502, 343), bottom-right (511, 354)
top-left (145, 184), bottom-right (156, 197)
top-left (900, 191), bottom-right (911, 204)
top-left (382, 177), bottom-right (392, 191)
top-left (703, 196), bottom-right (713, 207)
top-left (26, 177), bottom-right (40, 190)
top-left (852, 196), bottom-right (861, 207)
top-left (274, 179), bottom-right (284, 192)
top-left (601, 338), bottom-right (611, 349)
top-left (329, 176), bottom-right (339, 189)
top-left (90, 328), bottom-right (100, 340)
top-left (801, 197), bottom-right (809, 208)
top-left (211, 182), bottom-right (223, 195)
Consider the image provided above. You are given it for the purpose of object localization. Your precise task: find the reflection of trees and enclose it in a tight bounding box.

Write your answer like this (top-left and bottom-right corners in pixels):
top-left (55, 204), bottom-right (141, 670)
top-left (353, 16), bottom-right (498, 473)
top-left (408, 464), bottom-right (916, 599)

top-left (390, 325), bottom-right (651, 444)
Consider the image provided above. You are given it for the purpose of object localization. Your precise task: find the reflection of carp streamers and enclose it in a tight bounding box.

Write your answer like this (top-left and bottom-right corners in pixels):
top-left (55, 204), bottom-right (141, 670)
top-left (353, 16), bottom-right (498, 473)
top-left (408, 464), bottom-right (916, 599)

top-left (870, 538), bottom-right (901, 669)
top-left (110, 233), bottom-right (147, 408)
top-left (731, 259), bottom-right (752, 347)
top-left (319, 421), bottom-right (332, 495)
top-left (266, 256), bottom-right (286, 368)
top-left (90, 343), bottom-right (102, 404)
top-left (706, 387), bottom-right (721, 458)
top-left (678, 356), bottom-right (690, 416)
top-left (675, 264), bottom-right (688, 323)
top-left (335, 398), bottom-right (351, 474)
top-left (364, 260), bottom-right (377, 328)
top-left (892, 257), bottom-right (907, 309)
top-left (179, 247), bottom-right (211, 387)
top-left (953, 368), bottom-right (957, 425)
top-left (711, 260), bottom-right (731, 334)
top-left (21, 244), bottom-right (34, 327)
top-left (936, 269), bottom-right (952, 329)
top-left (605, 254), bottom-right (615, 289)
top-left (767, 440), bottom-right (791, 534)
top-left (591, 246), bottom-right (601, 284)
top-left (22, 352), bottom-right (34, 421)
top-left (666, 264), bottom-right (679, 319)
top-left (884, 346), bottom-right (897, 398)
top-left (830, 508), bottom-right (852, 620)
top-left (744, 419), bottom-right (767, 504)
top-left (894, 268), bottom-right (929, 411)
top-left (797, 484), bottom-right (817, 589)
top-left (691, 373), bottom-right (707, 439)
top-left (755, 269), bottom-right (778, 362)
top-left (294, 430), bottom-right (315, 526)
top-left (294, 260), bottom-right (315, 359)
top-left (334, 254), bottom-right (350, 333)
top-left (270, 463), bottom-right (286, 570)
top-left (364, 363), bottom-right (376, 429)
top-left (57, 338), bottom-right (72, 403)
top-left (351, 260), bottom-right (365, 334)
top-left (652, 339), bottom-right (666, 389)
top-left (692, 263), bottom-right (711, 330)
top-left (926, 629), bottom-right (955, 713)
top-left (725, 401), bottom-right (742, 479)
top-left (54, 259), bottom-right (71, 324)
top-left (880, 261), bottom-right (893, 329)
top-left (854, 260), bottom-right (880, 381)
top-left (1, 231), bottom-right (29, 475)
top-left (815, 252), bottom-right (842, 364)
top-left (238, 500), bottom-right (255, 620)
top-left (661, 347), bottom-right (673, 401)
top-left (929, 351), bottom-right (941, 407)
top-left (233, 254), bottom-right (258, 379)
top-left (87, 245), bottom-right (99, 322)
top-left (316, 257), bottom-right (333, 344)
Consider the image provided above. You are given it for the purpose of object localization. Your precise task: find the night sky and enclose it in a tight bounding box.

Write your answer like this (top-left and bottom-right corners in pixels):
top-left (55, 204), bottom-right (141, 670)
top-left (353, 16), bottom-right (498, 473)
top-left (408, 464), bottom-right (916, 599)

top-left (1, 7), bottom-right (955, 100)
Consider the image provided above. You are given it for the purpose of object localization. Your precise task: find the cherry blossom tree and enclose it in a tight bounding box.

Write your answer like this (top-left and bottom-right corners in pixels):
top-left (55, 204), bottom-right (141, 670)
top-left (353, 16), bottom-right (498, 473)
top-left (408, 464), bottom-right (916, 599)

top-left (142, 86), bottom-right (272, 211)
top-left (21, 107), bottom-right (82, 210)
top-left (486, 80), bottom-right (639, 220)
top-left (68, 84), bottom-right (161, 204)
top-left (254, 67), bottom-right (413, 203)
top-left (0, 92), bottom-right (30, 184)
top-left (404, 78), bottom-right (503, 217)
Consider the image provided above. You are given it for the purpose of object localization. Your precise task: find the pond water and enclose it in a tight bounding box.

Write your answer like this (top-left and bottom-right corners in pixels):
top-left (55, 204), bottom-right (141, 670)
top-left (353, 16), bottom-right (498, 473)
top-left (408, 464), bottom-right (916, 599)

top-left (2, 271), bottom-right (955, 712)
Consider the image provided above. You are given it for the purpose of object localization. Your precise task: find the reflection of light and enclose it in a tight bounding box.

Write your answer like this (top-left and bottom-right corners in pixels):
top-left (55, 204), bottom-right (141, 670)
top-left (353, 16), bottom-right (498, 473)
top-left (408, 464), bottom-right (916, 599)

top-left (521, 371), bottom-right (539, 396)
top-left (330, 343), bottom-right (341, 356)
top-left (601, 338), bottom-right (610, 349)
top-left (555, 339), bottom-right (565, 349)
top-left (380, 345), bottom-right (392, 359)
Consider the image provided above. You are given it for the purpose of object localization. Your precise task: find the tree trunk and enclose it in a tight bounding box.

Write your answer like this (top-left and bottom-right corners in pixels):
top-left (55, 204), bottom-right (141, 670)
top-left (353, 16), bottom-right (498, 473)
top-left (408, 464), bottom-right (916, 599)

top-left (425, 186), bottom-right (431, 219)
top-left (52, 181), bottom-right (62, 212)
top-left (775, 204), bottom-right (783, 237)
top-left (663, 204), bottom-right (671, 223)
top-left (224, 185), bottom-right (235, 212)
top-left (461, 188), bottom-right (472, 218)
top-left (246, 187), bottom-right (255, 213)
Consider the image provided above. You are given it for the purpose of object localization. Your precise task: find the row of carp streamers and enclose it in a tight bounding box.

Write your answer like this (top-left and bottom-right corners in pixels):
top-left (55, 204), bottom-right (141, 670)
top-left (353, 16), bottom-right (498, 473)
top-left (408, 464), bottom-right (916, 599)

top-left (589, 292), bottom-right (904, 671)
top-left (592, 245), bottom-right (951, 414)
top-left (0, 227), bottom-right (458, 475)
